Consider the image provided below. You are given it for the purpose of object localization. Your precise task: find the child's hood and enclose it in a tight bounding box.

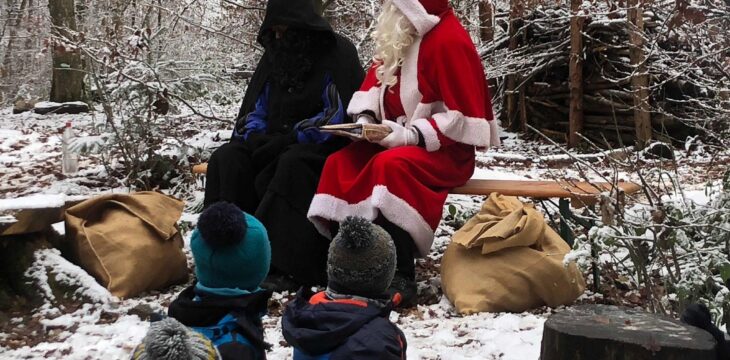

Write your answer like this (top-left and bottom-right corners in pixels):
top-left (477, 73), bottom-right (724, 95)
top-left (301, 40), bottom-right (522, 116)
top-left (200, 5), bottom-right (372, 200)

top-left (281, 289), bottom-right (392, 355)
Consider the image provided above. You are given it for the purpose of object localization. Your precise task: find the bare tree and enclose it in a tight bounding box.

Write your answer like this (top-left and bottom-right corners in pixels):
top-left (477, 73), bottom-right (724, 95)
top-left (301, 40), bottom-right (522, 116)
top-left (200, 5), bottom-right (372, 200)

top-left (48, 0), bottom-right (83, 102)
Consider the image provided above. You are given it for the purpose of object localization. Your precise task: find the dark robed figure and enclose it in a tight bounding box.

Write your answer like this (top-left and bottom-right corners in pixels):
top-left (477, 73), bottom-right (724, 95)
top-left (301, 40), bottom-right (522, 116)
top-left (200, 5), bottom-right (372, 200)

top-left (204, 0), bottom-right (365, 287)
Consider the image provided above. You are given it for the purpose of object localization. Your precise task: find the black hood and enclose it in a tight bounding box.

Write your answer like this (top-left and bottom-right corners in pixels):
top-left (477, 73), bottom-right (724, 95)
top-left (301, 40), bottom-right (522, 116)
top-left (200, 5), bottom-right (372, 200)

top-left (282, 289), bottom-right (392, 355)
top-left (257, 0), bottom-right (335, 45)
top-left (168, 285), bottom-right (273, 350)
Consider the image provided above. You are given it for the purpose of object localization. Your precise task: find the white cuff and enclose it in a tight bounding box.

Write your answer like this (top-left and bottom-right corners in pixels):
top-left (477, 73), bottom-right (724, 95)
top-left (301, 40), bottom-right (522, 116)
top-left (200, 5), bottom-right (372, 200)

top-left (412, 118), bottom-right (441, 151)
top-left (356, 114), bottom-right (376, 125)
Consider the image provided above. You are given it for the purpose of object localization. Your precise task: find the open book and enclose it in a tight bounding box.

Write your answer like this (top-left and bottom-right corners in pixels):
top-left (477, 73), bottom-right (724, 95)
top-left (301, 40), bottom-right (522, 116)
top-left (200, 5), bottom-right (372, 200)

top-left (319, 123), bottom-right (392, 142)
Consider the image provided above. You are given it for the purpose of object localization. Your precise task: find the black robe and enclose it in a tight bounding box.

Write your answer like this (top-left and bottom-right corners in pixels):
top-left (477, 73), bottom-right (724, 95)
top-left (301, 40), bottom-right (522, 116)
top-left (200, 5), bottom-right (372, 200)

top-left (204, 0), bottom-right (365, 286)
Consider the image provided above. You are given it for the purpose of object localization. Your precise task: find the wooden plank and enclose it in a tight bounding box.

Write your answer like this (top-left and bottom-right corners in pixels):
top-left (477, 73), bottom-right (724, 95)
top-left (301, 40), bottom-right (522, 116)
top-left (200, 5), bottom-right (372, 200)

top-left (0, 207), bottom-right (66, 236)
top-left (192, 162), bottom-right (641, 206)
top-left (193, 163), bottom-right (208, 174)
top-left (451, 179), bottom-right (641, 206)
top-left (0, 200), bottom-right (83, 236)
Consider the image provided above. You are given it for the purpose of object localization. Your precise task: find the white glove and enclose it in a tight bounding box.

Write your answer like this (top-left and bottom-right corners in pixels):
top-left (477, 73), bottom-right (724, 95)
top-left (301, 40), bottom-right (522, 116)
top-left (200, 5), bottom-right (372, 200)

top-left (377, 119), bottom-right (419, 148)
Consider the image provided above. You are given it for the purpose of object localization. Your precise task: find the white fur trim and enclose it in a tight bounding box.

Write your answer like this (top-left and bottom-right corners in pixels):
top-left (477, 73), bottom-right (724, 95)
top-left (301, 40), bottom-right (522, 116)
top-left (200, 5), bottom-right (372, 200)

top-left (347, 87), bottom-right (381, 118)
top-left (412, 118), bottom-right (441, 151)
top-left (411, 101), bottom-right (445, 120)
top-left (399, 37), bottom-right (422, 120)
top-left (432, 110), bottom-right (496, 147)
top-left (391, 0), bottom-right (441, 36)
top-left (308, 185), bottom-right (435, 257)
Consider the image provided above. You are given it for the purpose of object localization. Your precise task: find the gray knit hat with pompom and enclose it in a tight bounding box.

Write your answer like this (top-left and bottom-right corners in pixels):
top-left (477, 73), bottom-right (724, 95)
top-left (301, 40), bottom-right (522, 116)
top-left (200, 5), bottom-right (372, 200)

top-left (327, 216), bottom-right (396, 298)
top-left (131, 317), bottom-right (220, 360)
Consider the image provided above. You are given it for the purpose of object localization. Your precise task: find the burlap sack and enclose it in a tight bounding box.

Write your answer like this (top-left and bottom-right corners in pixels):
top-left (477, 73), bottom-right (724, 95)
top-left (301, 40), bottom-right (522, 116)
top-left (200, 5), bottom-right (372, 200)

top-left (441, 193), bottom-right (585, 314)
top-left (64, 191), bottom-right (189, 298)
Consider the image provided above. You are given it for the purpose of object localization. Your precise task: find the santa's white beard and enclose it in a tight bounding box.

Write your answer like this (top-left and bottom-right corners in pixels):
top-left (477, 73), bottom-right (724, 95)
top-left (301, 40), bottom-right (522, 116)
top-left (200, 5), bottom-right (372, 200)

top-left (373, 1), bottom-right (416, 88)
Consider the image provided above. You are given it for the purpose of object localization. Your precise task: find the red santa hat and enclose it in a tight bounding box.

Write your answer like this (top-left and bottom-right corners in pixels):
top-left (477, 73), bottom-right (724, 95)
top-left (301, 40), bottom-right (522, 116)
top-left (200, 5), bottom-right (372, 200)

top-left (391, 0), bottom-right (449, 36)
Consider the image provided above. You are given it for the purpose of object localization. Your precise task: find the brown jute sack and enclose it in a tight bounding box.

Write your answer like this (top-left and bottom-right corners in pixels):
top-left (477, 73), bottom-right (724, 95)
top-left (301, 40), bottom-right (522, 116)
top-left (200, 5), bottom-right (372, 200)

top-left (64, 191), bottom-right (188, 298)
top-left (441, 193), bottom-right (585, 314)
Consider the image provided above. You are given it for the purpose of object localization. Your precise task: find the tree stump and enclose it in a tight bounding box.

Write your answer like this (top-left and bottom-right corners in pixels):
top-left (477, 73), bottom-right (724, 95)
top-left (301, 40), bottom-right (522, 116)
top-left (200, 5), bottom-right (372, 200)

top-left (541, 305), bottom-right (717, 360)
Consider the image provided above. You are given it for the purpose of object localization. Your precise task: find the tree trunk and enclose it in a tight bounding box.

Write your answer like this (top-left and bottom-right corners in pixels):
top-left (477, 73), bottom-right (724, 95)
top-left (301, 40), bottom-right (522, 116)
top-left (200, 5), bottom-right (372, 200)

top-left (1, 0), bottom-right (28, 79)
top-left (568, 0), bottom-right (585, 148)
top-left (112, 0), bottom-right (125, 40)
top-left (628, 0), bottom-right (651, 149)
top-left (541, 305), bottom-right (717, 360)
top-left (48, 0), bottom-right (84, 102)
top-left (479, 0), bottom-right (494, 43)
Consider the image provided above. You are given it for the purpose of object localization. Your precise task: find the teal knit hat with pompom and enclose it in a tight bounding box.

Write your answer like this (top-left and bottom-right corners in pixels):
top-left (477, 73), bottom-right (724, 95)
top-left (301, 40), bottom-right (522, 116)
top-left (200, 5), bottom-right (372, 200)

top-left (191, 202), bottom-right (271, 291)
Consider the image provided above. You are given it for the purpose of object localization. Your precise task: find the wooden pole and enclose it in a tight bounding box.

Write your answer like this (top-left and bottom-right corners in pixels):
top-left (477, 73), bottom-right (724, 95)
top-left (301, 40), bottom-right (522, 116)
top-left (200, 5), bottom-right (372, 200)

top-left (568, 0), bottom-right (585, 148)
top-left (628, 0), bottom-right (651, 149)
top-left (505, 0), bottom-right (523, 131)
top-left (479, 0), bottom-right (495, 43)
top-left (519, 85), bottom-right (528, 132)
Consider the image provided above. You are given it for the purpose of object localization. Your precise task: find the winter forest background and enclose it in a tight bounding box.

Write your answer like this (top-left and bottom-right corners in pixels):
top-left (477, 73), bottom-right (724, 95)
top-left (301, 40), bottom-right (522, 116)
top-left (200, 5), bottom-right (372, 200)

top-left (0, 0), bottom-right (729, 358)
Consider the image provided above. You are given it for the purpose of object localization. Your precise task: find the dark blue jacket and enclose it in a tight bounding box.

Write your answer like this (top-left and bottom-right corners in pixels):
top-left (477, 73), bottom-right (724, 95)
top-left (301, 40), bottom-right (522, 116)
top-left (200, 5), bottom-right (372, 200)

top-left (282, 289), bottom-right (407, 360)
top-left (232, 74), bottom-right (345, 144)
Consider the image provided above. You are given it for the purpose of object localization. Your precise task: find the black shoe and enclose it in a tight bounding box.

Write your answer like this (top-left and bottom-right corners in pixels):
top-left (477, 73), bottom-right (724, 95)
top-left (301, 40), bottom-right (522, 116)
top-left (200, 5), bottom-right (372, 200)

top-left (388, 273), bottom-right (417, 308)
top-left (261, 273), bottom-right (300, 293)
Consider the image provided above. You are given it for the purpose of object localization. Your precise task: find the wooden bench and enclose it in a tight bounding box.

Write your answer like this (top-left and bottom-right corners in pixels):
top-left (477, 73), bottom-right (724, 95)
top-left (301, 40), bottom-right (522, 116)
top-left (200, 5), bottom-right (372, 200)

top-left (0, 200), bottom-right (84, 237)
top-left (192, 162), bottom-right (641, 244)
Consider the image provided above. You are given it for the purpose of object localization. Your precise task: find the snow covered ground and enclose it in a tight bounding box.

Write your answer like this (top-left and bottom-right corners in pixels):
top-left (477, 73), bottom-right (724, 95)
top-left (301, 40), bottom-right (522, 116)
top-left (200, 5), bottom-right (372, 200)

top-left (1, 108), bottom-right (725, 359)
top-left (0, 222), bottom-right (548, 360)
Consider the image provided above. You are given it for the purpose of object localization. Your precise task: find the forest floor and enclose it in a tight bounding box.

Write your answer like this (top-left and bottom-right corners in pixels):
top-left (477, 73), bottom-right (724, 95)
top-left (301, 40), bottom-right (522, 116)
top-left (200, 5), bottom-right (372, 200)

top-left (0, 107), bottom-right (727, 359)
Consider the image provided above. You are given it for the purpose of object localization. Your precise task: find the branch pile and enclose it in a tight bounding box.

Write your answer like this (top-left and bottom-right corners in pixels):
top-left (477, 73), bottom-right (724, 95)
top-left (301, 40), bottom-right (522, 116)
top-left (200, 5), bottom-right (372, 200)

top-left (482, 0), bottom-right (730, 146)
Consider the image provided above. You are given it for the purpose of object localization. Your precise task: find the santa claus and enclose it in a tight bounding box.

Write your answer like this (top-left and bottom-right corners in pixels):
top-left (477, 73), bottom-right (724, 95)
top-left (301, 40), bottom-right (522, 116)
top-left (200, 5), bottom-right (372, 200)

top-left (307, 0), bottom-right (500, 306)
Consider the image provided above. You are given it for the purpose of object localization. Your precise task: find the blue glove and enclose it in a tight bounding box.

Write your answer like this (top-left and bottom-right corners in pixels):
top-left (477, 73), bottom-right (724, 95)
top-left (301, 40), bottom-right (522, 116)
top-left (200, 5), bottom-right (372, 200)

top-left (295, 77), bottom-right (344, 144)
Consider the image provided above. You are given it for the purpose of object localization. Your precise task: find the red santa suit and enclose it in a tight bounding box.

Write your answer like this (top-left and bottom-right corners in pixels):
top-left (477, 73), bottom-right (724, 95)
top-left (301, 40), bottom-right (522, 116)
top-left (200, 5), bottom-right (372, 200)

top-left (307, 0), bottom-right (500, 257)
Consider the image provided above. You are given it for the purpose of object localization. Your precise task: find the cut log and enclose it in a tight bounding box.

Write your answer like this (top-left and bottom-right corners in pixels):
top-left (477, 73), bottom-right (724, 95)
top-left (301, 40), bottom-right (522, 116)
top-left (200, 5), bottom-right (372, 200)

top-left (541, 305), bottom-right (717, 360)
top-left (13, 99), bottom-right (38, 114)
top-left (33, 101), bottom-right (89, 115)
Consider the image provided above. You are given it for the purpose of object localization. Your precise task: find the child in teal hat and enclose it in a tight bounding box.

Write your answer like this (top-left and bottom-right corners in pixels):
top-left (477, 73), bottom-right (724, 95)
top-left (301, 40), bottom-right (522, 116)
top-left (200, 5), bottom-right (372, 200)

top-left (167, 202), bottom-right (272, 360)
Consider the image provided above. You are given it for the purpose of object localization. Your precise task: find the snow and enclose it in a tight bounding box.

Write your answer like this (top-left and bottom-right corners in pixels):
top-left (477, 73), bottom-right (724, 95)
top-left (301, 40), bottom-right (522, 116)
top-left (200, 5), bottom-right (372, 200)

top-left (1, 242), bottom-right (547, 360)
top-left (400, 298), bottom-right (545, 360)
top-left (33, 101), bottom-right (63, 109)
top-left (25, 249), bottom-right (114, 304)
top-left (0, 194), bottom-right (66, 212)
top-left (1, 108), bottom-right (726, 359)
top-left (33, 101), bottom-right (88, 109)
top-left (5, 312), bottom-right (149, 360)
top-left (260, 297), bottom-right (546, 360)
top-left (681, 189), bottom-right (712, 207)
